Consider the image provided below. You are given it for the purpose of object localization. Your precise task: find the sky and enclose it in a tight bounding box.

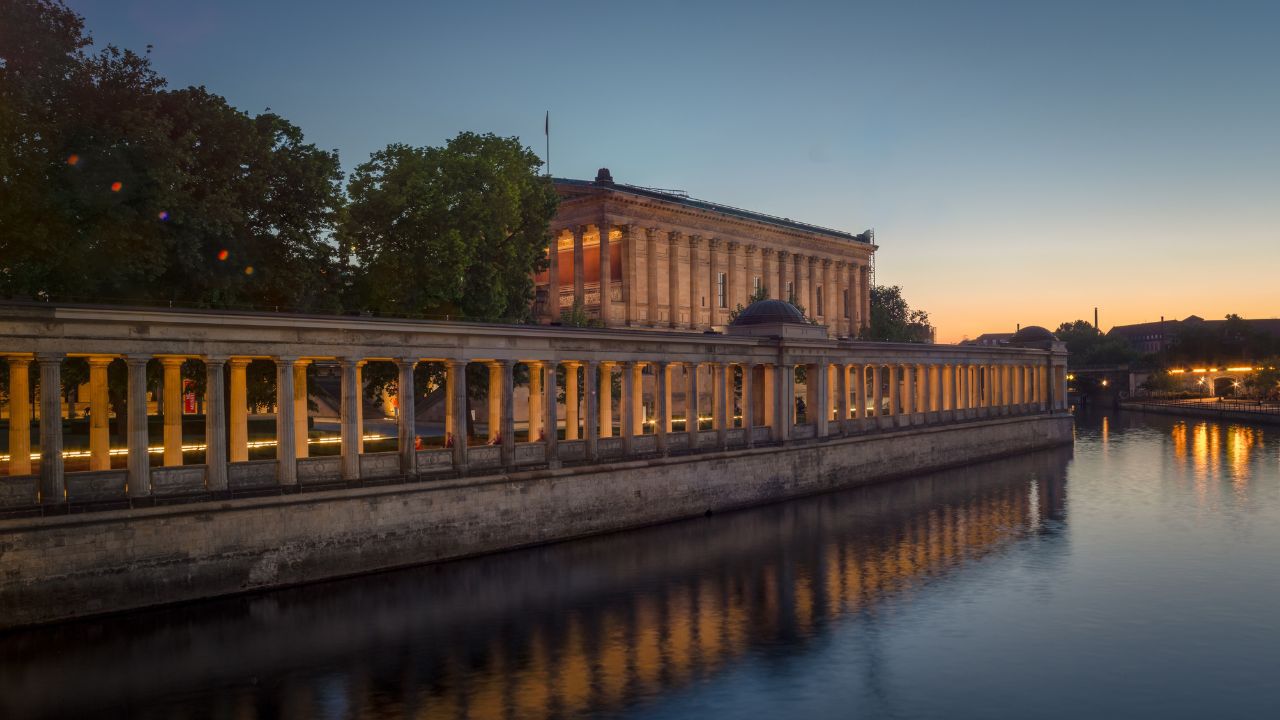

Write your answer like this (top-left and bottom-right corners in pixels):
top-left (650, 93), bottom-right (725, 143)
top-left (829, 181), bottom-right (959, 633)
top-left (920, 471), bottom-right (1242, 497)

top-left (68, 0), bottom-right (1280, 342)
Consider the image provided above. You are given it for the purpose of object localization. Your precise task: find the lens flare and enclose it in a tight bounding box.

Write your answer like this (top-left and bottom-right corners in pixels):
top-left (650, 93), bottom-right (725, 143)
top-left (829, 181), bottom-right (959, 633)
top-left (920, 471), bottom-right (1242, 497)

top-left (110, 181), bottom-right (123, 192)
top-left (217, 249), bottom-right (229, 261)
top-left (244, 266), bottom-right (254, 275)
top-left (67, 154), bottom-right (80, 166)
top-left (157, 211), bottom-right (169, 221)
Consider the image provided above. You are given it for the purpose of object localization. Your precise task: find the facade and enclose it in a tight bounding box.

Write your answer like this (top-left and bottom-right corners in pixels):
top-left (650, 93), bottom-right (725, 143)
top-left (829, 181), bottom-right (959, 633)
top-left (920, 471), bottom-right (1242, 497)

top-left (535, 169), bottom-right (875, 337)
top-left (1108, 315), bottom-right (1280, 355)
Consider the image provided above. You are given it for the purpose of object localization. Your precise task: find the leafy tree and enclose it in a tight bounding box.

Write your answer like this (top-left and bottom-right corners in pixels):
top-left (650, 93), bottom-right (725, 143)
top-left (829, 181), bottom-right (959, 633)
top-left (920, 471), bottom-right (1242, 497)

top-left (1054, 320), bottom-right (1138, 367)
top-left (343, 133), bottom-right (558, 320)
top-left (862, 285), bottom-right (933, 342)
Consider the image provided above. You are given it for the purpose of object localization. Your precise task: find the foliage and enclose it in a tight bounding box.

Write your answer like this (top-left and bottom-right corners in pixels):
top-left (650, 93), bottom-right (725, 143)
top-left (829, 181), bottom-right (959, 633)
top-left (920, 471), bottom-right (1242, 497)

top-left (343, 133), bottom-right (558, 321)
top-left (862, 285), bottom-right (933, 342)
top-left (1244, 362), bottom-right (1280, 401)
top-left (559, 299), bottom-right (601, 328)
top-left (1054, 320), bottom-right (1138, 367)
top-left (1161, 315), bottom-right (1279, 366)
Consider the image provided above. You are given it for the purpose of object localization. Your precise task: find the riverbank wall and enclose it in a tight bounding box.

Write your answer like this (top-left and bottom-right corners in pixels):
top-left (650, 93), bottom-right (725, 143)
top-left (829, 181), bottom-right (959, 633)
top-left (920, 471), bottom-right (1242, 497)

top-left (0, 413), bottom-right (1071, 630)
top-left (1121, 400), bottom-right (1280, 426)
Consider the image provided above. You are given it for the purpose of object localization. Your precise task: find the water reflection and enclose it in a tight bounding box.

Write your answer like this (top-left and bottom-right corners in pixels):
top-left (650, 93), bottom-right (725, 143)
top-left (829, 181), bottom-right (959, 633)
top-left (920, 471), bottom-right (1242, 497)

top-left (0, 448), bottom-right (1071, 720)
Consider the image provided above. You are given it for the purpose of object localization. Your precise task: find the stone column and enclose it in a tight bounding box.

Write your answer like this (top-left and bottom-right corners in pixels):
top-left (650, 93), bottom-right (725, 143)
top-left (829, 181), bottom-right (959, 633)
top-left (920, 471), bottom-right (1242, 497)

top-left (87, 356), bottom-right (111, 471)
top-left (599, 362), bottom-right (614, 438)
top-left (860, 265), bottom-right (871, 333)
top-left (872, 365), bottom-right (884, 424)
top-left (584, 360), bottom-right (599, 462)
top-left (686, 363), bottom-right (701, 447)
top-left (161, 357), bottom-right (184, 466)
top-left (807, 257), bottom-right (819, 321)
top-left (448, 360), bottom-right (468, 472)
top-left (293, 360), bottom-right (309, 459)
top-left (631, 363), bottom-right (645, 436)
top-left (688, 236), bottom-right (702, 330)
top-left (621, 361), bottom-right (636, 456)
top-left (646, 227), bottom-right (660, 327)
top-left (355, 362), bottom-right (366, 451)
top-left (854, 365), bottom-right (867, 425)
top-left (621, 223), bottom-right (636, 326)
top-left (125, 355), bottom-right (149, 498)
top-left (726, 241), bottom-right (739, 314)
top-left (35, 354), bottom-right (64, 502)
top-left (527, 361), bottom-right (543, 441)
top-left (655, 361), bottom-right (669, 456)
top-left (813, 362), bottom-right (829, 437)
top-left (487, 362), bottom-right (502, 443)
top-left (668, 232), bottom-right (682, 329)
top-left (791, 253), bottom-right (804, 307)
top-left (547, 230), bottom-right (561, 322)
top-left (340, 358), bottom-right (361, 481)
top-left (598, 219), bottom-right (612, 322)
top-left (571, 225), bottom-right (586, 310)
top-left (761, 364), bottom-right (775, 431)
top-left (742, 363), bottom-right (755, 447)
top-left (275, 356), bottom-right (297, 487)
top-left (744, 245), bottom-right (758, 305)
top-left (205, 356), bottom-right (228, 492)
top-left (398, 358), bottom-right (417, 476)
top-left (713, 363), bottom-right (728, 449)
top-left (886, 366), bottom-right (899, 425)
top-left (776, 251), bottom-right (789, 301)
top-left (775, 364), bottom-right (793, 441)
top-left (543, 361), bottom-right (558, 460)
top-left (820, 259), bottom-right (832, 324)
top-left (228, 358), bottom-right (249, 463)
top-left (564, 361), bottom-right (580, 440)
top-left (707, 239), bottom-right (721, 325)
top-left (834, 363), bottom-right (848, 434)
top-left (902, 364), bottom-right (916, 426)
top-left (6, 357), bottom-right (32, 477)
top-left (499, 360), bottom-right (515, 469)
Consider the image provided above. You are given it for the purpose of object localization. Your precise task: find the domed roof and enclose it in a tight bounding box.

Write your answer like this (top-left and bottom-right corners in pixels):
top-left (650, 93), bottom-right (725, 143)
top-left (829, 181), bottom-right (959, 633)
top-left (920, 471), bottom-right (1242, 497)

top-left (731, 299), bottom-right (808, 326)
top-left (1010, 325), bottom-right (1056, 343)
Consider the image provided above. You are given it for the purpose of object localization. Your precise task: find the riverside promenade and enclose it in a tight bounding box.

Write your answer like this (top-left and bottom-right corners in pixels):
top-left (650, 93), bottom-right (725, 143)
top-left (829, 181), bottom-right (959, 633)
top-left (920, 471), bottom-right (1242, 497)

top-left (0, 301), bottom-right (1071, 628)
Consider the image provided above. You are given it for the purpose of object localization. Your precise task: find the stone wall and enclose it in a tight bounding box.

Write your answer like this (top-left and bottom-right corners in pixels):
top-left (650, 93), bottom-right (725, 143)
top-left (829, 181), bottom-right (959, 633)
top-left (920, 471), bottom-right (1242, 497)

top-left (0, 414), bottom-right (1072, 629)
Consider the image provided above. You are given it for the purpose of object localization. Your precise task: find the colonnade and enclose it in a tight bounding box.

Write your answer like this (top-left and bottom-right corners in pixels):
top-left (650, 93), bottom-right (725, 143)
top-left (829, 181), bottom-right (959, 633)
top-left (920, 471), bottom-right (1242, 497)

top-left (544, 219), bottom-right (872, 337)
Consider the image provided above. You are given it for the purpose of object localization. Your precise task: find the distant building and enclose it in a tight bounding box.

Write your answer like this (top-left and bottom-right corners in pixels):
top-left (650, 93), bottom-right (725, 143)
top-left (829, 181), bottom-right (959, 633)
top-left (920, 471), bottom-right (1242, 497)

top-left (1107, 315), bottom-right (1280, 354)
top-left (963, 332), bottom-right (1016, 347)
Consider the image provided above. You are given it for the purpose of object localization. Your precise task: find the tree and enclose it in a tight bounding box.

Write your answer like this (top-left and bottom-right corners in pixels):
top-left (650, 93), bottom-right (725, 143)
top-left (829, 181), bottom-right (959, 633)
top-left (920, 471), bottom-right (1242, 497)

top-left (1054, 320), bottom-right (1137, 367)
top-left (343, 133), bottom-right (558, 321)
top-left (863, 285), bottom-right (933, 342)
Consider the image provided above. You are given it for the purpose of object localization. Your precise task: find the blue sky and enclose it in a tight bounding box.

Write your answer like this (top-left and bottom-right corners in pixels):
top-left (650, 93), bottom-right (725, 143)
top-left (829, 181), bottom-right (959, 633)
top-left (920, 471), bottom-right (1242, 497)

top-left (69, 0), bottom-right (1280, 340)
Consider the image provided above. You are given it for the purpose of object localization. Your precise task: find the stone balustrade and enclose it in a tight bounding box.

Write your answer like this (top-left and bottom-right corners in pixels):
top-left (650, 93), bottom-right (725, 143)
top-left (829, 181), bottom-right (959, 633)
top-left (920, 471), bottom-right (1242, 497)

top-left (0, 303), bottom-right (1068, 510)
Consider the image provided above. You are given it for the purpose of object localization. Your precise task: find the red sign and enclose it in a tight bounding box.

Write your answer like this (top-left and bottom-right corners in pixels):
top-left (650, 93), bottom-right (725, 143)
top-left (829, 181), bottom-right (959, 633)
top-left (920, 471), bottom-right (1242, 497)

top-left (183, 379), bottom-right (197, 414)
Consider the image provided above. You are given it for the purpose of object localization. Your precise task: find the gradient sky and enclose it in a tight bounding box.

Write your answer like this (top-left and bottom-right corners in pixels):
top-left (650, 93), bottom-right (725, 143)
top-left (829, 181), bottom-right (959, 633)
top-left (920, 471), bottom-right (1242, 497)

top-left (68, 0), bottom-right (1280, 342)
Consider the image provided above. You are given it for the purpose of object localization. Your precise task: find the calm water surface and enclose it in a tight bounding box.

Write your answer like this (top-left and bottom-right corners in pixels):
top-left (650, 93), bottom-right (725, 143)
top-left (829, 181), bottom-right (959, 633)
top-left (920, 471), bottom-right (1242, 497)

top-left (3, 411), bottom-right (1280, 719)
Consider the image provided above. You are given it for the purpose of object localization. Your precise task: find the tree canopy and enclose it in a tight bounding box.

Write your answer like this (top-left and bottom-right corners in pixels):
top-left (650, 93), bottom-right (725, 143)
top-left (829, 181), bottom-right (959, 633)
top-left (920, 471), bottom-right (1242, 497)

top-left (862, 285), bottom-right (933, 342)
top-left (1053, 320), bottom-right (1137, 367)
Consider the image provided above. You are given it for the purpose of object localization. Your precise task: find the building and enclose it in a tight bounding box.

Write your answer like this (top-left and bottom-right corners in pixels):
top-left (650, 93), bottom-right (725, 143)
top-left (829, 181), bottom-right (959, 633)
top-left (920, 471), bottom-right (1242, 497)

top-left (963, 332), bottom-right (1016, 347)
top-left (1108, 315), bottom-right (1280, 355)
top-left (535, 169), bottom-right (876, 338)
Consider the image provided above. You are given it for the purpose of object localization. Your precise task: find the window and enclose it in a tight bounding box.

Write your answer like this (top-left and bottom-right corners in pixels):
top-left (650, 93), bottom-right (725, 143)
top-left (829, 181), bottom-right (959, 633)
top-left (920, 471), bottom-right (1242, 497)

top-left (843, 289), bottom-right (849, 317)
top-left (786, 281), bottom-right (794, 301)
top-left (753, 276), bottom-right (762, 294)
top-left (717, 272), bottom-right (727, 308)
top-left (816, 286), bottom-right (823, 315)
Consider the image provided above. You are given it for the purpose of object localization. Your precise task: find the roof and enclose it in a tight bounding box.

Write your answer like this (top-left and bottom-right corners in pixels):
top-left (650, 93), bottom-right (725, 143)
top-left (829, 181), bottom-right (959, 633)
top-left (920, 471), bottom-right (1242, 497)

top-left (553, 175), bottom-right (872, 244)
top-left (1108, 317), bottom-right (1280, 338)
top-left (1011, 326), bottom-right (1056, 343)
top-left (731, 299), bottom-right (808, 327)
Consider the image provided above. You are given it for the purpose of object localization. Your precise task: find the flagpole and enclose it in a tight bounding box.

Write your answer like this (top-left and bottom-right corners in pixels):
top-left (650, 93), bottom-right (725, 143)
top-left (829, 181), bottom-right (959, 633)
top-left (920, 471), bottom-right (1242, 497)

top-left (545, 110), bottom-right (551, 178)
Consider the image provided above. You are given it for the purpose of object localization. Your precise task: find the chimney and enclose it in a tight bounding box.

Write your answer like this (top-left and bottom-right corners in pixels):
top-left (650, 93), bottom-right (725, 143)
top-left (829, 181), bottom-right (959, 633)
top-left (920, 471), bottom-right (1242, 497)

top-left (1094, 307), bottom-right (1099, 330)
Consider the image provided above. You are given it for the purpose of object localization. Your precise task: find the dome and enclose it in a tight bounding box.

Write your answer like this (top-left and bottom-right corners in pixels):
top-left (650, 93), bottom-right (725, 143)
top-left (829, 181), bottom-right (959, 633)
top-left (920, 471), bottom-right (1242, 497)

top-left (731, 299), bottom-right (808, 327)
top-left (1010, 325), bottom-right (1056, 343)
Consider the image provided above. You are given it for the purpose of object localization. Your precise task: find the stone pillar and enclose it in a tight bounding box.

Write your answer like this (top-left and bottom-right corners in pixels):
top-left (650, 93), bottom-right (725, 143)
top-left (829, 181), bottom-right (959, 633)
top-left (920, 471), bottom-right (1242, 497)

top-left (448, 360), bottom-right (468, 472)
top-left (125, 355), bottom-right (149, 498)
top-left (543, 361), bottom-right (558, 459)
top-left (902, 364), bottom-right (915, 426)
top-left (726, 241), bottom-right (739, 314)
top-left (398, 359), bottom-right (417, 476)
top-left (527, 361), bottom-right (543, 441)
top-left (499, 360), bottom-right (515, 469)
top-left (775, 364), bottom-right (793, 441)
top-left (622, 223), bottom-right (636, 326)
top-left (813, 362), bottom-right (829, 437)
top-left (776, 251), bottom-right (789, 301)
top-left (646, 228), bottom-right (660, 327)
top-left (584, 360), bottom-right (599, 462)
top-left (340, 358), bottom-right (361, 481)
top-left (621, 361), bottom-right (636, 456)
top-left (228, 358), bottom-right (249, 463)
top-left (707, 239), bottom-right (721, 325)
top-left (686, 363), bottom-right (701, 447)
top-left (807, 256), bottom-right (819, 321)
top-left (293, 360), bottom-right (309, 459)
top-left (792, 253), bottom-right (804, 307)
top-left (687, 236), bottom-right (702, 330)
top-left (6, 357), bottom-right (32, 477)
top-left (834, 363), bottom-right (848, 434)
top-left (820, 259), bottom-right (832, 324)
top-left (714, 363), bottom-right (728, 449)
top-left (355, 362), bottom-right (365, 451)
top-left (655, 361), bottom-right (669, 455)
top-left (667, 232), bottom-right (682, 329)
top-left (87, 356), bottom-right (111, 471)
top-left (487, 362), bottom-right (502, 443)
top-left (761, 364), bottom-right (775, 431)
top-left (742, 363), bottom-right (755, 447)
top-left (744, 245), bottom-right (758, 305)
top-left (846, 262), bottom-right (857, 335)
top-left (35, 354), bottom-right (64, 502)
top-left (631, 363), bottom-right (645, 435)
top-left (204, 356), bottom-right (227, 492)
top-left (161, 357), bottom-right (184, 466)
top-left (597, 219), bottom-right (611, 322)
top-left (854, 365), bottom-right (867, 424)
top-left (547, 230), bottom-right (560, 322)
top-left (886, 366), bottom-right (898, 424)
top-left (860, 265), bottom-right (871, 333)
top-left (275, 356), bottom-right (297, 487)
top-left (599, 362), bottom-right (614, 438)
top-left (572, 225), bottom-right (586, 310)
top-left (564, 361), bottom-right (580, 440)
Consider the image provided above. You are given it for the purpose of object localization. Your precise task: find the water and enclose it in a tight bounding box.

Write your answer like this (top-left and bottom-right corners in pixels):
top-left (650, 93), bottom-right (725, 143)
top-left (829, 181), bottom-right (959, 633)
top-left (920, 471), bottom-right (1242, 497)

top-left (3, 411), bottom-right (1279, 719)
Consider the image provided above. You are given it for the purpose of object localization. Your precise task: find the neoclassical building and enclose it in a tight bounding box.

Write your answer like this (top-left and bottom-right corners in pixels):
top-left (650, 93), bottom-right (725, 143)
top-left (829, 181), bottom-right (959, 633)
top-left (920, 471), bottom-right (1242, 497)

top-left (536, 169), bottom-right (875, 337)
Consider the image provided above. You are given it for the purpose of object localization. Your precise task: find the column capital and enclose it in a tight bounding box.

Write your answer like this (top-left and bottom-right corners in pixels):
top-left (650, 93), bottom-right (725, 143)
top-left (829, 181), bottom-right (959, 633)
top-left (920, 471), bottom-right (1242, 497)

top-left (123, 354), bottom-right (149, 367)
top-left (707, 237), bottom-right (723, 250)
top-left (396, 357), bottom-right (419, 369)
top-left (687, 234), bottom-right (702, 247)
top-left (158, 355), bottom-right (186, 368)
top-left (808, 256), bottom-right (820, 267)
top-left (446, 358), bottom-right (468, 370)
top-left (34, 352), bottom-right (65, 364)
top-left (775, 249), bottom-right (789, 260)
top-left (744, 243), bottom-right (757, 254)
top-left (293, 357), bottom-right (313, 368)
top-left (726, 240), bottom-right (739, 253)
top-left (667, 230), bottom-right (683, 244)
top-left (821, 257), bottom-right (833, 268)
top-left (5, 355), bottom-right (32, 368)
top-left (645, 226), bottom-right (660, 238)
top-left (561, 359), bottom-right (581, 369)
top-left (834, 260), bottom-right (847, 270)
top-left (228, 357), bottom-right (252, 368)
top-left (87, 355), bottom-right (115, 368)
top-left (274, 355), bottom-right (300, 365)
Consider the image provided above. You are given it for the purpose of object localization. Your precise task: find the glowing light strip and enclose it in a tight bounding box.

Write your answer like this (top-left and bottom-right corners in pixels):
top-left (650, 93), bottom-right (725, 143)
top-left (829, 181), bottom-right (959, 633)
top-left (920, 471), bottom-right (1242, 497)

top-left (0, 434), bottom-right (389, 463)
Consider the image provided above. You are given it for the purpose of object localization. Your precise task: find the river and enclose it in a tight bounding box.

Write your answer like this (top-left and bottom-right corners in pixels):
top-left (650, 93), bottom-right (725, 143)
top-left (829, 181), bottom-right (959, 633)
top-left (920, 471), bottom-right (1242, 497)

top-left (2, 410), bottom-right (1278, 719)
